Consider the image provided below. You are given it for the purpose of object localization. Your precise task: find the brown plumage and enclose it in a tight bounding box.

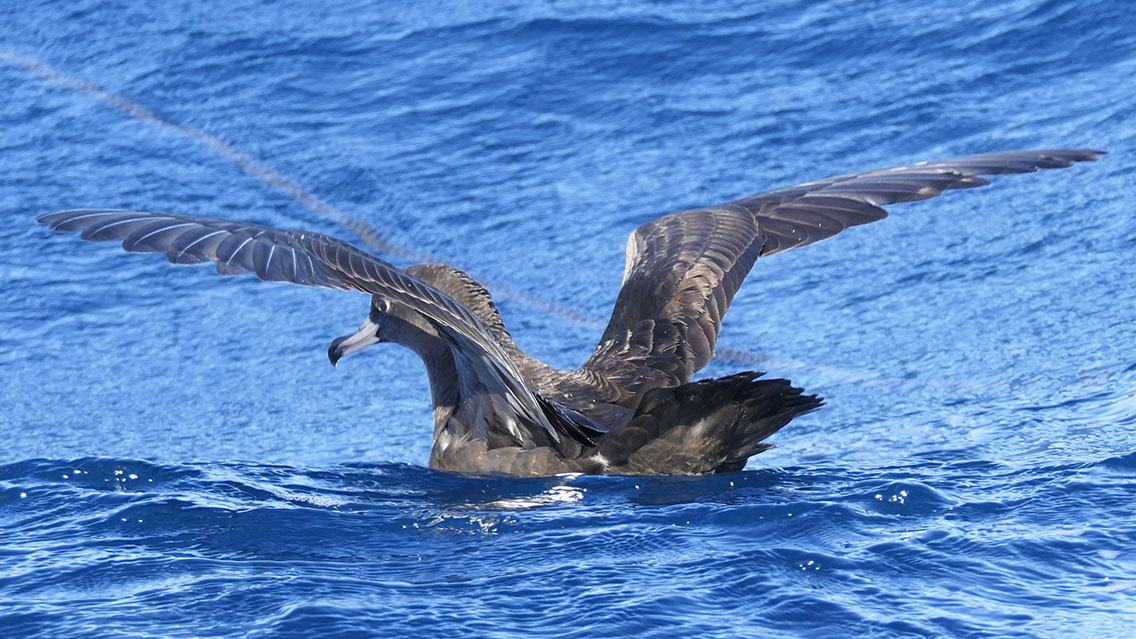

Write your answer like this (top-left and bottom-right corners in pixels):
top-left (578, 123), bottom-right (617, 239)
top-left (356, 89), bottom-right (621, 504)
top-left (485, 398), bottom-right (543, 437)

top-left (36, 148), bottom-right (1102, 476)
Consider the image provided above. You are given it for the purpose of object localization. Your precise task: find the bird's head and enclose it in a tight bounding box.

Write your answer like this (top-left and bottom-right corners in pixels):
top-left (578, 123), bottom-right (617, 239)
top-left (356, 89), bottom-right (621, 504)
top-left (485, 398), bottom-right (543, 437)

top-left (327, 295), bottom-right (389, 366)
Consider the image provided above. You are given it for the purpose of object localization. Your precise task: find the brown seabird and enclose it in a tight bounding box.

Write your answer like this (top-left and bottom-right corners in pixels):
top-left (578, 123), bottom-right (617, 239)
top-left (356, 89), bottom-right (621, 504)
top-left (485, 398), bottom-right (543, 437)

top-left (37, 148), bottom-right (1102, 476)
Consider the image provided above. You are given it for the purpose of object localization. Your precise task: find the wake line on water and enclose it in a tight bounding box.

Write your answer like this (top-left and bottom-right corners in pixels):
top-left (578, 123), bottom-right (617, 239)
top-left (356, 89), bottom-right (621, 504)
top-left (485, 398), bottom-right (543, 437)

top-left (0, 47), bottom-right (422, 262)
top-left (1, 44), bottom-right (973, 391)
top-left (0, 47), bottom-right (619, 323)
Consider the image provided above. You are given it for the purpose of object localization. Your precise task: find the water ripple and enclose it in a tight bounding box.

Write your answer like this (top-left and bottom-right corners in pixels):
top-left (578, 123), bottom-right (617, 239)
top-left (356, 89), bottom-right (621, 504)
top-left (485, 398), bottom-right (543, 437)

top-left (3, 0), bottom-right (1136, 636)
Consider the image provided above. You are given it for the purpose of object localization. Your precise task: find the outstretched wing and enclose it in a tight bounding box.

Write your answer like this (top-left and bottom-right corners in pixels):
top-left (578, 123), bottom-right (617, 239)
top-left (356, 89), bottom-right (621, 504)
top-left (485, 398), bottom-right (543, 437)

top-left (36, 209), bottom-right (601, 448)
top-left (582, 148), bottom-right (1103, 407)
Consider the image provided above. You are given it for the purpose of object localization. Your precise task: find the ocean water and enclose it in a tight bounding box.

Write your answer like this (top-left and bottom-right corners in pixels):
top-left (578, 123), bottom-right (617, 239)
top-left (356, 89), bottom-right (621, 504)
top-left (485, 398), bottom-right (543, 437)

top-left (2, 0), bottom-right (1135, 637)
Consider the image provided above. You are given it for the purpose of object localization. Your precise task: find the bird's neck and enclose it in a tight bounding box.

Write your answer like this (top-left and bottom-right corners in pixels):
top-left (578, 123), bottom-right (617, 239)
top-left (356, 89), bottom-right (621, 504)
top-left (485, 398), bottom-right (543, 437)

top-left (379, 313), bottom-right (466, 447)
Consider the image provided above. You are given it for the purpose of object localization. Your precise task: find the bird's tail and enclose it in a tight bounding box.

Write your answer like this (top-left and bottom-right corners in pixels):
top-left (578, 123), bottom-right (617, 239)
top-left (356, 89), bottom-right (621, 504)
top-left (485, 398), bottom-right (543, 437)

top-left (591, 372), bottom-right (822, 475)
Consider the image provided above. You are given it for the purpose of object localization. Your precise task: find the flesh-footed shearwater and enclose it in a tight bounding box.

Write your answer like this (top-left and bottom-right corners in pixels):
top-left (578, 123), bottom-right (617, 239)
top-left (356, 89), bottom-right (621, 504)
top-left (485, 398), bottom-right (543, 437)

top-left (37, 148), bottom-right (1101, 476)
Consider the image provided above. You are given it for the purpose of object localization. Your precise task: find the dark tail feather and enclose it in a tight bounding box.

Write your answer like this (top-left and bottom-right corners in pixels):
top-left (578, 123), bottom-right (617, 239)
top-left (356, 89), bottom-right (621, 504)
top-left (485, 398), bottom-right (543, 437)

top-left (714, 373), bottom-right (823, 472)
top-left (593, 372), bottom-right (822, 475)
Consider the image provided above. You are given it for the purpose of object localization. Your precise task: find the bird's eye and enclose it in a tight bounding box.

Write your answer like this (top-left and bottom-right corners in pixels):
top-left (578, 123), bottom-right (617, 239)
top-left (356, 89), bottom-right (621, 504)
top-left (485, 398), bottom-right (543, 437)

top-left (375, 297), bottom-right (390, 313)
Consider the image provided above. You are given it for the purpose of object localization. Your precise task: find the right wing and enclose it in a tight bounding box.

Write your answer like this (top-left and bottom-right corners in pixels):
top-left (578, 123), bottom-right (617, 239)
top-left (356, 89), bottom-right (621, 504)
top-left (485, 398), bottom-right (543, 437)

top-left (581, 149), bottom-right (1104, 408)
top-left (36, 209), bottom-right (601, 448)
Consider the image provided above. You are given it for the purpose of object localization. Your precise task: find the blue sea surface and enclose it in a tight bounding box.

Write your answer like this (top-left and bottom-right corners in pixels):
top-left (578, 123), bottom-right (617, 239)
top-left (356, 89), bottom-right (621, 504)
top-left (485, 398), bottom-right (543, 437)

top-left (2, 1), bottom-right (1135, 637)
